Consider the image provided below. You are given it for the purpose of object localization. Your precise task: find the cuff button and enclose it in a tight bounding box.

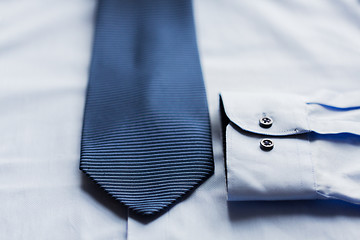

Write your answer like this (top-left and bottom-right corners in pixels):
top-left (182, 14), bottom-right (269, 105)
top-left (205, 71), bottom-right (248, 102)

top-left (259, 116), bottom-right (273, 128)
top-left (260, 138), bottom-right (274, 151)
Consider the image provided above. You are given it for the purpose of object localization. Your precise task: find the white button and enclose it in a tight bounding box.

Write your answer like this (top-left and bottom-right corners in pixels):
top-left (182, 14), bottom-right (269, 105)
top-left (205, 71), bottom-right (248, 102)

top-left (259, 116), bottom-right (273, 128)
top-left (260, 138), bottom-right (274, 151)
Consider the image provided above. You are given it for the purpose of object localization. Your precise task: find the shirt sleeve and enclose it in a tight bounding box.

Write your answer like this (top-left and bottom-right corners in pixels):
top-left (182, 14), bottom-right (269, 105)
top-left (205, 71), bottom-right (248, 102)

top-left (220, 90), bottom-right (360, 203)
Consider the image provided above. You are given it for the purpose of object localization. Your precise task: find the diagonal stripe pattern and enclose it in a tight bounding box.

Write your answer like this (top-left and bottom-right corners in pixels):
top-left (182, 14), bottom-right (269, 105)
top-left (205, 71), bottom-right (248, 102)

top-left (80, 0), bottom-right (214, 215)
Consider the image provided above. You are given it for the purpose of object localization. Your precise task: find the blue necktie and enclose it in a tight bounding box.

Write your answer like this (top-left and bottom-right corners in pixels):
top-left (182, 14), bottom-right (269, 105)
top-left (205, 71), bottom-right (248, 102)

top-left (80, 0), bottom-right (213, 216)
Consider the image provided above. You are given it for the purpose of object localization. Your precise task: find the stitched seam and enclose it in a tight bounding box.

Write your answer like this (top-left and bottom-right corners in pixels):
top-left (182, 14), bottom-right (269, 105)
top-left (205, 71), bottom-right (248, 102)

top-left (230, 116), bottom-right (309, 135)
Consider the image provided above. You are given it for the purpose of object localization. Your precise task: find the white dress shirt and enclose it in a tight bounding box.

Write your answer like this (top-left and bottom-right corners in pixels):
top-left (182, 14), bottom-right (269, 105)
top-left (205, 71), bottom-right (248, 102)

top-left (1, 0), bottom-right (360, 239)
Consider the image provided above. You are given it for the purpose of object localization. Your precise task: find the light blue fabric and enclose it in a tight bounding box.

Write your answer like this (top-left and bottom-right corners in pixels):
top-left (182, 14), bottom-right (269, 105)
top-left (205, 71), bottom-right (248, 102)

top-left (222, 91), bottom-right (360, 203)
top-left (128, 0), bottom-right (360, 239)
top-left (1, 0), bottom-right (360, 239)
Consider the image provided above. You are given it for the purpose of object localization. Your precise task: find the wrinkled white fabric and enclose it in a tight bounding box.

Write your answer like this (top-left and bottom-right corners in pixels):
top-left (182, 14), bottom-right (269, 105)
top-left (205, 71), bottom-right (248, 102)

top-left (0, 1), bottom-right (127, 239)
top-left (222, 91), bottom-right (360, 202)
top-left (128, 0), bottom-right (360, 239)
top-left (2, 0), bottom-right (360, 240)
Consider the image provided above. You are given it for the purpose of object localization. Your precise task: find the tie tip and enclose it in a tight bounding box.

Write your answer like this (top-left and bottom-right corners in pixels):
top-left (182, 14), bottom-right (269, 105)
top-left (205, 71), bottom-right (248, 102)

top-left (129, 206), bottom-right (165, 216)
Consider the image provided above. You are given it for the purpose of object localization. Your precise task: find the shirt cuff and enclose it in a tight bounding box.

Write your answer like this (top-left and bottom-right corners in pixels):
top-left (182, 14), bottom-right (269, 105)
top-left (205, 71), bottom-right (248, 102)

top-left (221, 90), bottom-right (360, 203)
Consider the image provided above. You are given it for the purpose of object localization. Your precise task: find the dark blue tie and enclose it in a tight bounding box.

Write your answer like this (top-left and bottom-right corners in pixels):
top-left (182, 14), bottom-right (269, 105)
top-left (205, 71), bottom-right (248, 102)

top-left (80, 0), bottom-right (213, 216)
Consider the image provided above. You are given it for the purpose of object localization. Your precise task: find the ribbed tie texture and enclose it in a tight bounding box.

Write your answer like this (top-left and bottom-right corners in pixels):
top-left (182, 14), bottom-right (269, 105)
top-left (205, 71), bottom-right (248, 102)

top-left (80, 0), bottom-right (214, 215)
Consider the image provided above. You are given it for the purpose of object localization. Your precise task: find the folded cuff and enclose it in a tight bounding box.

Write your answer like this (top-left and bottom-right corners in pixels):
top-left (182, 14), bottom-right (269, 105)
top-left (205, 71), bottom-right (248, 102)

top-left (221, 90), bottom-right (360, 203)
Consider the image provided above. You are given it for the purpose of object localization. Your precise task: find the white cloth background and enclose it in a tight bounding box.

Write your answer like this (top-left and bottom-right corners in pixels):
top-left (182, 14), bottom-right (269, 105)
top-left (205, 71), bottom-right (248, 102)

top-left (1, 0), bottom-right (360, 239)
top-left (0, 1), bottom-right (127, 239)
top-left (129, 0), bottom-right (360, 239)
